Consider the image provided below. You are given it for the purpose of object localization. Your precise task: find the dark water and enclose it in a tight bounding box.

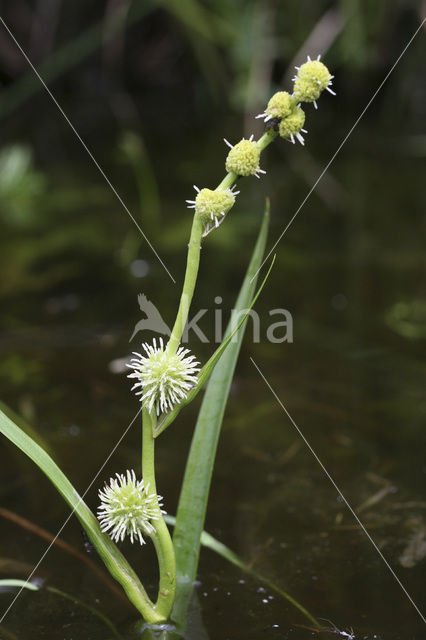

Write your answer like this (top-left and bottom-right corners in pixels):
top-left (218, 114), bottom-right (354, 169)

top-left (0, 96), bottom-right (425, 640)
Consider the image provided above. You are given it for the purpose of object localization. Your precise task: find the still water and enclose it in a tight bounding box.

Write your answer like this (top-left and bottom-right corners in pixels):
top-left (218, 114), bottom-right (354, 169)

top-left (0, 121), bottom-right (425, 639)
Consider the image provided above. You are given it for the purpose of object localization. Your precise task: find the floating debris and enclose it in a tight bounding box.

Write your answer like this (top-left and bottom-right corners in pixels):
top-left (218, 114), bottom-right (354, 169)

top-left (399, 525), bottom-right (426, 568)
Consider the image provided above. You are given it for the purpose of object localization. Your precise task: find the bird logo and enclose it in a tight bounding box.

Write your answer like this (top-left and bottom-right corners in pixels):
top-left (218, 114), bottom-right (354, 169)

top-left (129, 294), bottom-right (171, 342)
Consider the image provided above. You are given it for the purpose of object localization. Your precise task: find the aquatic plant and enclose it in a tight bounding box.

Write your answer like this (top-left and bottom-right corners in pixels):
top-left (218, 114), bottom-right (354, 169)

top-left (0, 55), bottom-right (334, 628)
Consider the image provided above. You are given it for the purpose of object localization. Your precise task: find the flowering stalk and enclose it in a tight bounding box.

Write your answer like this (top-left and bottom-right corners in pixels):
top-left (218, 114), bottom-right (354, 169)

top-left (167, 214), bottom-right (204, 355)
top-left (167, 132), bottom-right (276, 355)
top-left (166, 55), bottom-right (334, 354)
top-left (141, 409), bottom-right (176, 619)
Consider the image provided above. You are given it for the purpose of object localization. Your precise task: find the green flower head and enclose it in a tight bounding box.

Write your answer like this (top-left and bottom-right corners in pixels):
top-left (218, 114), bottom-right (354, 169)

top-left (278, 105), bottom-right (306, 145)
top-left (293, 55), bottom-right (335, 108)
top-left (186, 185), bottom-right (238, 236)
top-left (225, 136), bottom-right (265, 178)
top-left (256, 91), bottom-right (292, 123)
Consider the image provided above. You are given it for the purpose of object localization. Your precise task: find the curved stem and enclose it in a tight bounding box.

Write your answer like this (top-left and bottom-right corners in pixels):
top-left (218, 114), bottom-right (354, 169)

top-left (142, 409), bottom-right (176, 620)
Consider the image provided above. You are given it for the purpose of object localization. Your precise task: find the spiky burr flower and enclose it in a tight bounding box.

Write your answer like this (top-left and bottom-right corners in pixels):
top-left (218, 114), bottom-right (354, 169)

top-left (186, 185), bottom-right (239, 236)
top-left (224, 136), bottom-right (266, 178)
top-left (127, 337), bottom-right (200, 415)
top-left (256, 90), bottom-right (292, 123)
top-left (97, 470), bottom-right (164, 545)
top-left (278, 104), bottom-right (307, 145)
top-left (292, 54), bottom-right (335, 109)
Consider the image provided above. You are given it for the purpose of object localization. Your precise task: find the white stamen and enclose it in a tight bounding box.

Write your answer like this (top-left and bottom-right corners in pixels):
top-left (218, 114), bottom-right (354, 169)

top-left (97, 470), bottom-right (164, 546)
top-left (127, 340), bottom-right (199, 416)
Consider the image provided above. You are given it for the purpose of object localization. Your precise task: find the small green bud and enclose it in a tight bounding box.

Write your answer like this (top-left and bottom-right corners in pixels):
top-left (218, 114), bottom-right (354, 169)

top-left (225, 136), bottom-right (265, 178)
top-left (292, 55), bottom-right (335, 108)
top-left (279, 105), bottom-right (306, 145)
top-left (186, 185), bottom-right (239, 236)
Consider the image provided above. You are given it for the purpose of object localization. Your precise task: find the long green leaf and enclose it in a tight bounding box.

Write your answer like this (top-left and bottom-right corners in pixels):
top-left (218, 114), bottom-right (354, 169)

top-left (171, 201), bottom-right (270, 624)
top-left (0, 409), bottom-right (162, 622)
top-left (154, 253), bottom-right (275, 438)
top-left (0, 400), bottom-right (52, 455)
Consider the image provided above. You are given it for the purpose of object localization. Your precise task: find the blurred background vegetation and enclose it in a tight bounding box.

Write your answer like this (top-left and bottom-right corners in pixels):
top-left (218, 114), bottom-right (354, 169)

top-left (0, 0), bottom-right (424, 426)
top-left (0, 1), bottom-right (424, 321)
top-left (0, 1), bottom-right (425, 637)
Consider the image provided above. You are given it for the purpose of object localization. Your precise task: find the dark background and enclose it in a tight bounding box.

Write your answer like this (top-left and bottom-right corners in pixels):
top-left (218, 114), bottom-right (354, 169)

top-left (0, 2), bottom-right (425, 639)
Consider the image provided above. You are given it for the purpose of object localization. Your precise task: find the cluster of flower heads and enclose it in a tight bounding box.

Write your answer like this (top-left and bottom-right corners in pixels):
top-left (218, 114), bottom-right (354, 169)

top-left (98, 470), bottom-right (164, 545)
top-left (127, 337), bottom-right (200, 416)
top-left (256, 54), bottom-right (335, 144)
top-left (186, 54), bottom-right (334, 237)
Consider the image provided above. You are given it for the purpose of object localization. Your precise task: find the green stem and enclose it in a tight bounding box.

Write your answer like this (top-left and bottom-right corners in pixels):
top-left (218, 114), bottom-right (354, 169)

top-left (167, 214), bottom-right (203, 354)
top-left (256, 129), bottom-right (278, 151)
top-left (217, 171), bottom-right (237, 190)
top-left (167, 130), bottom-right (278, 354)
top-left (142, 409), bottom-right (176, 620)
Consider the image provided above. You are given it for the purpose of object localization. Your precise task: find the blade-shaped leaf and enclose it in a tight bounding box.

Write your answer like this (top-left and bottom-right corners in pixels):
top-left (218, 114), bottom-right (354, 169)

top-left (154, 253), bottom-right (275, 437)
top-left (0, 400), bottom-right (52, 454)
top-left (0, 408), bottom-right (162, 621)
top-left (171, 201), bottom-right (270, 623)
